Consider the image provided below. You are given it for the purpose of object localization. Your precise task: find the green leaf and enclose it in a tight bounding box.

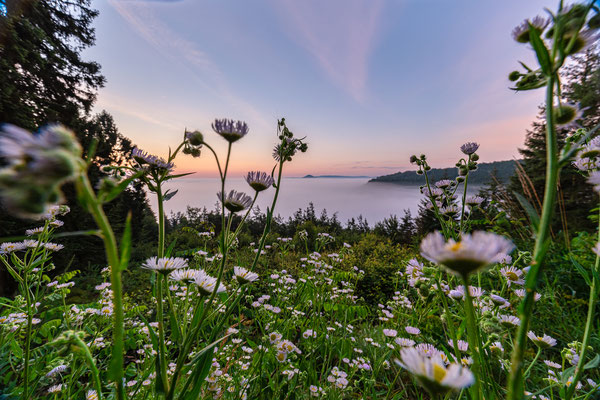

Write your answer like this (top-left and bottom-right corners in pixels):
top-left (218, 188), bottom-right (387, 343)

top-left (101, 171), bottom-right (144, 203)
top-left (168, 172), bottom-right (195, 179)
top-left (570, 256), bottom-right (592, 286)
top-left (584, 354), bottom-right (600, 370)
top-left (165, 239), bottom-right (178, 258)
top-left (528, 23), bottom-right (552, 75)
top-left (513, 192), bottom-right (540, 230)
top-left (163, 189), bottom-right (178, 202)
top-left (119, 212), bottom-right (132, 272)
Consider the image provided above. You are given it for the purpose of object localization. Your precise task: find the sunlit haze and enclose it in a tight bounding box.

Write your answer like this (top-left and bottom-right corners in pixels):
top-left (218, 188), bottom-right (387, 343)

top-left (87, 0), bottom-right (555, 177)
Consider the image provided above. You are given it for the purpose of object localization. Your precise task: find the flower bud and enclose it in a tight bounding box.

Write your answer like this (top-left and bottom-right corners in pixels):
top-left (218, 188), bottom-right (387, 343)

top-left (185, 130), bottom-right (204, 146)
top-left (508, 71), bottom-right (521, 81)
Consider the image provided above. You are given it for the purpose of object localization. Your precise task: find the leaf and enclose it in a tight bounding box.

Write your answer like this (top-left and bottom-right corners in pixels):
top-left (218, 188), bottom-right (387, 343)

top-left (168, 172), bottom-right (195, 179)
top-left (165, 239), bottom-right (178, 258)
top-left (513, 192), bottom-right (540, 230)
top-left (101, 171), bottom-right (144, 203)
top-left (119, 212), bottom-right (132, 272)
top-left (570, 256), bottom-right (592, 286)
top-left (163, 189), bottom-right (178, 202)
top-left (528, 23), bottom-right (552, 75)
top-left (584, 354), bottom-right (600, 370)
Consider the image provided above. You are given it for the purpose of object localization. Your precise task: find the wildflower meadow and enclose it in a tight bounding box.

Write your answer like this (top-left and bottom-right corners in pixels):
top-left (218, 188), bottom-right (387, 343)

top-left (1, 1), bottom-right (600, 399)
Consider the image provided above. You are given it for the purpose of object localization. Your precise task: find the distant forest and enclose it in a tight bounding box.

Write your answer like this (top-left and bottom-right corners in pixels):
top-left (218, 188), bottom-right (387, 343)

top-left (369, 160), bottom-right (520, 185)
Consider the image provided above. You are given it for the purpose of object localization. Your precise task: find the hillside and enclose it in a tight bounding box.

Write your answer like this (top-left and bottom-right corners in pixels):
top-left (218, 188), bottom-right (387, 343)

top-left (369, 160), bottom-right (520, 185)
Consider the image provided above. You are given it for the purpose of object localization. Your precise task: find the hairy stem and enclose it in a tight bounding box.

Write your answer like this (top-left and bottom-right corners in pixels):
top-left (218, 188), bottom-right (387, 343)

top-left (507, 74), bottom-right (559, 400)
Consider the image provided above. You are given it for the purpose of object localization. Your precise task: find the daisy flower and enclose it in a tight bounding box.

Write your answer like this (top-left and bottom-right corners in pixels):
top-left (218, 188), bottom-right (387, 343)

top-left (395, 337), bottom-right (416, 347)
top-left (511, 16), bottom-right (549, 43)
top-left (420, 231), bottom-right (514, 276)
top-left (527, 331), bottom-right (557, 348)
top-left (142, 257), bottom-right (188, 274)
top-left (395, 347), bottom-right (474, 396)
top-left (218, 190), bottom-right (253, 213)
top-left (499, 314), bottom-right (521, 328)
top-left (500, 266), bottom-right (525, 286)
top-left (193, 271), bottom-right (226, 296)
top-left (212, 119), bottom-right (249, 143)
top-left (460, 142), bottom-right (480, 155)
top-left (245, 171), bottom-right (274, 192)
top-left (234, 266), bottom-right (259, 284)
top-left (383, 329), bottom-right (397, 338)
top-left (405, 326), bottom-right (421, 335)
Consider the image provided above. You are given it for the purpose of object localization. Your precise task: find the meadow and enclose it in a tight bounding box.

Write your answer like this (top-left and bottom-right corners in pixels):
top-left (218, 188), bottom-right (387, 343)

top-left (1, 2), bottom-right (600, 400)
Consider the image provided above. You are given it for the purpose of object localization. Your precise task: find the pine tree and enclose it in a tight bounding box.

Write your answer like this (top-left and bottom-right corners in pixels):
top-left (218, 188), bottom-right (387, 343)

top-left (0, 0), bottom-right (105, 129)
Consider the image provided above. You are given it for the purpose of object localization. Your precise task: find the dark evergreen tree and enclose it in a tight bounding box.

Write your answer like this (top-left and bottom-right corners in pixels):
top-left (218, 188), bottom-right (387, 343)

top-left (0, 0), bottom-right (105, 130)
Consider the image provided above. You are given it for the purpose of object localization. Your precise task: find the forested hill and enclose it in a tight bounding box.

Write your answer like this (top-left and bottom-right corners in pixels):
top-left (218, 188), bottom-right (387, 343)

top-left (369, 160), bottom-right (520, 185)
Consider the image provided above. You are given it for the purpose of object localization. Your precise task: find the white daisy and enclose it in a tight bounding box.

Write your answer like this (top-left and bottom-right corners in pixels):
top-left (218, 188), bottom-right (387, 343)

top-left (420, 231), bottom-right (514, 276)
top-left (395, 347), bottom-right (474, 395)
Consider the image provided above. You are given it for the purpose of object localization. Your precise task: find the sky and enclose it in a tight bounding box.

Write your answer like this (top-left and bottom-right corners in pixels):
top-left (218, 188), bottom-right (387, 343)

top-left (86, 0), bottom-right (559, 178)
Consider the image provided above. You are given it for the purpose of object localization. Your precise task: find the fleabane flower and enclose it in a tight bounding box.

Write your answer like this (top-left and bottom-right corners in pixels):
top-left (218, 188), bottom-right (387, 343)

top-left (553, 102), bottom-right (584, 129)
top-left (500, 266), bottom-right (525, 286)
top-left (465, 195), bottom-right (484, 207)
top-left (588, 170), bottom-right (600, 192)
top-left (395, 347), bottom-right (474, 396)
top-left (512, 16), bottom-right (550, 43)
top-left (170, 269), bottom-right (201, 283)
top-left (193, 270), bottom-right (226, 296)
top-left (420, 231), bottom-right (514, 276)
top-left (212, 119), bottom-right (249, 143)
top-left (234, 266), bottom-right (259, 284)
top-left (0, 124), bottom-right (82, 217)
top-left (527, 331), bottom-right (557, 348)
top-left (460, 142), bottom-right (480, 155)
top-left (499, 314), bottom-right (521, 328)
top-left (142, 257), bottom-right (188, 274)
top-left (131, 147), bottom-right (174, 172)
top-left (86, 390), bottom-right (99, 400)
top-left (218, 190), bottom-right (253, 213)
top-left (245, 171), bottom-right (274, 192)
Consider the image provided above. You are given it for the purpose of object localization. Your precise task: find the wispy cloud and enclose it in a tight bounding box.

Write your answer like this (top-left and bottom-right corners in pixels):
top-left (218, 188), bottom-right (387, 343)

top-left (273, 0), bottom-right (385, 102)
top-left (108, 0), bottom-right (270, 128)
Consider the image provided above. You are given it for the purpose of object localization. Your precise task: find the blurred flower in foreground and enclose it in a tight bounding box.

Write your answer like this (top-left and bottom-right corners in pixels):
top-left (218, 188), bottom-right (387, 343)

top-left (511, 16), bottom-right (549, 43)
top-left (420, 231), bottom-right (514, 276)
top-left (395, 347), bottom-right (474, 396)
top-left (0, 124), bottom-right (82, 217)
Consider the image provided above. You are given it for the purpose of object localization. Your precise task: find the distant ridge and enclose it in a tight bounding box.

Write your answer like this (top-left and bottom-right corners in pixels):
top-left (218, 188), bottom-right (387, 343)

top-left (369, 160), bottom-right (520, 185)
top-left (302, 175), bottom-right (371, 179)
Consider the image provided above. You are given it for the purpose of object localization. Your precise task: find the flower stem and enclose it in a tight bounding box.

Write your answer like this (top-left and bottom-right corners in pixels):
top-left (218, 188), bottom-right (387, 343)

top-left (156, 273), bottom-right (169, 393)
top-left (523, 347), bottom-right (542, 378)
top-left (76, 173), bottom-right (126, 400)
top-left (72, 334), bottom-right (103, 400)
top-left (22, 274), bottom-right (32, 400)
top-left (461, 274), bottom-right (482, 400)
top-left (507, 73), bottom-right (559, 400)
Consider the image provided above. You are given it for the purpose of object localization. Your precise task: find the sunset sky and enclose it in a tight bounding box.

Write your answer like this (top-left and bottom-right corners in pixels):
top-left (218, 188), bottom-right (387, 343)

top-left (87, 0), bottom-right (557, 177)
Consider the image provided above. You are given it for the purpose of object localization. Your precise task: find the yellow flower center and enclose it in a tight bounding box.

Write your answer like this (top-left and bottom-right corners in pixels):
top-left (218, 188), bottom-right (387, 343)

top-left (506, 271), bottom-right (519, 281)
top-left (433, 363), bottom-right (447, 383)
top-left (449, 243), bottom-right (462, 252)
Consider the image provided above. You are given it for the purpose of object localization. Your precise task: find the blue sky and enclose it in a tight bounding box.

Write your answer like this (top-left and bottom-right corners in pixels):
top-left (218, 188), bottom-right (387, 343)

top-left (87, 0), bottom-right (557, 177)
